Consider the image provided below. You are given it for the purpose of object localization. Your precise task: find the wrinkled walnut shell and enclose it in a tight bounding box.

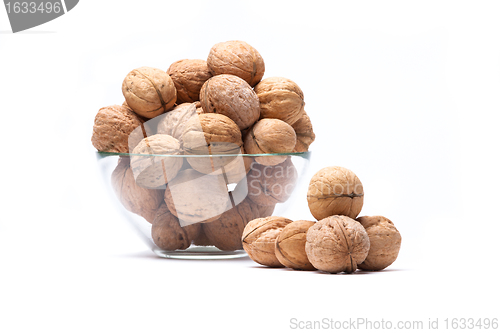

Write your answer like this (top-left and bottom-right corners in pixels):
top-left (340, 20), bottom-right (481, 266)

top-left (167, 59), bottom-right (212, 104)
top-left (275, 220), bottom-right (317, 271)
top-left (207, 40), bottom-right (265, 87)
top-left (242, 216), bottom-right (293, 267)
top-left (307, 166), bottom-right (364, 220)
top-left (292, 111), bottom-right (315, 152)
top-left (200, 74), bottom-right (260, 130)
top-left (305, 215), bottom-right (370, 273)
top-left (152, 203), bottom-right (201, 251)
top-left (122, 66), bottom-right (176, 118)
top-left (156, 103), bottom-right (198, 145)
top-left (356, 216), bottom-right (402, 271)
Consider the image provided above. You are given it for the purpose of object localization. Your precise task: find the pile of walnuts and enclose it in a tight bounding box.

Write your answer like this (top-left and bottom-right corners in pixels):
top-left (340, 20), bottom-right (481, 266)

top-left (242, 166), bottom-right (402, 273)
top-left (91, 40), bottom-right (316, 252)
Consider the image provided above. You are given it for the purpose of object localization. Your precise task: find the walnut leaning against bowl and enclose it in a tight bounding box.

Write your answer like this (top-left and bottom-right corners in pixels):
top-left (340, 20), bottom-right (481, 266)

top-left (356, 216), bottom-right (402, 271)
top-left (91, 105), bottom-right (144, 153)
top-left (292, 111), bottom-right (315, 153)
top-left (130, 134), bottom-right (183, 188)
top-left (207, 40), bottom-right (265, 87)
top-left (167, 59), bottom-right (212, 104)
top-left (307, 166), bottom-right (364, 220)
top-left (305, 215), bottom-right (370, 273)
top-left (200, 74), bottom-right (260, 130)
top-left (275, 220), bottom-right (316, 271)
top-left (152, 203), bottom-right (201, 251)
top-left (122, 66), bottom-right (176, 119)
top-left (254, 77), bottom-right (305, 126)
top-left (244, 118), bottom-right (296, 166)
top-left (242, 216), bottom-right (293, 267)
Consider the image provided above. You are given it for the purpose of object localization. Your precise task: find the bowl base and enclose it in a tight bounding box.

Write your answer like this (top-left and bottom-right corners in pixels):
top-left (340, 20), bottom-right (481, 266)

top-left (152, 246), bottom-right (248, 259)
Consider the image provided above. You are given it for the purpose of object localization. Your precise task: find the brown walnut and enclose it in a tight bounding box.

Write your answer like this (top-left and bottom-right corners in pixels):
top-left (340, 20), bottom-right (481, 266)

top-left (207, 40), bottom-right (265, 87)
top-left (292, 111), bottom-right (315, 152)
top-left (275, 220), bottom-right (317, 271)
top-left (305, 215), bottom-right (370, 273)
top-left (307, 166), bottom-right (364, 220)
top-left (356, 216), bottom-right (402, 271)
top-left (167, 59), bottom-right (212, 104)
top-left (156, 103), bottom-right (198, 145)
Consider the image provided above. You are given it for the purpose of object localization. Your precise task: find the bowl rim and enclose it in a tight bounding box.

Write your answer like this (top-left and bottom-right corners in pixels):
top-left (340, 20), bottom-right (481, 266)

top-left (96, 151), bottom-right (311, 159)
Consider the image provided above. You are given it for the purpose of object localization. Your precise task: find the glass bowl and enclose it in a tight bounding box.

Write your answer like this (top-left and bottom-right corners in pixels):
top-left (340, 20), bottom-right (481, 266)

top-left (96, 151), bottom-right (311, 259)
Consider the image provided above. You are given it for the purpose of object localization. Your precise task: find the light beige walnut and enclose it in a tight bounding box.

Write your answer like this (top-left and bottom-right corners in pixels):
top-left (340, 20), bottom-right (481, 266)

top-left (167, 59), bottom-right (212, 104)
top-left (244, 119), bottom-right (296, 166)
top-left (152, 203), bottom-right (201, 251)
top-left (254, 77), bottom-right (305, 125)
top-left (305, 215), bottom-right (370, 273)
top-left (122, 66), bottom-right (176, 118)
top-left (207, 40), bottom-right (265, 87)
top-left (111, 157), bottom-right (164, 223)
top-left (164, 169), bottom-right (230, 225)
top-left (130, 134), bottom-right (183, 188)
top-left (91, 105), bottom-right (144, 153)
top-left (275, 220), bottom-right (316, 271)
top-left (307, 166), bottom-right (364, 220)
top-left (199, 74), bottom-right (260, 130)
top-left (292, 111), bottom-right (315, 152)
top-left (356, 216), bottom-right (402, 271)
top-left (156, 103), bottom-right (198, 146)
top-left (241, 216), bottom-right (293, 267)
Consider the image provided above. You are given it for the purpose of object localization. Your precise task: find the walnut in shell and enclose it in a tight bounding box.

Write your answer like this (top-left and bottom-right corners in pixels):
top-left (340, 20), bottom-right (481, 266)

top-left (152, 203), bottom-right (201, 251)
top-left (199, 74), bottom-right (260, 130)
top-left (244, 118), bottom-right (296, 166)
top-left (167, 59), bottom-right (212, 104)
top-left (275, 220), bottom-right (316, 271)
top-left (307, 166), bottom-right (364, 220)
top-left (111, 157), bottom-right (164, 223)
top-left (156, 103), bottom-right (198, 145)
top-left (305, 215), bottom-right (370, 273)
top-left (207, 40), bottom-right (265, 87)
top-left (356, 216), bottom-right (402, 271)
top-left (122, 66), bottom-right (176, 118)
top-left (164, 169), bottom-right (230, 225)
top-left (130, 134), bottom-right (183, 188)
top-left (292, 111), bottom-right (315, 152)
top-left (254, 77), bottom-right (305, 125)
top-left (91, 105), bottom-right (144, 153)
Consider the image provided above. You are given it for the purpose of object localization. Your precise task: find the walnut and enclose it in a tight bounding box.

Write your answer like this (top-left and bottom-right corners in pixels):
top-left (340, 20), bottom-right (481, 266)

top-left (111, 157), bottom-right (164, 223)
top-left (122, 66), bottom-right (176, 118)
top-left (167, 59), bottom-right (212, 104)
top-left (292, 111), bottom-right (315, 152)
top-left (192, 228), bottom-right (213, 246)
top-left (305, 215), bottom-right (370, 273)
top-left (130, 134), bottom-right (183, 188)
top-left (356, 216), bottom-right (402, 271)
top-left (207, 40), bottom-right (265, 87)
top-left (243, 158), bottom-right (298, 206)
top-left (152, 203), bottom-right (201, 251)
top-left (202, 198), bottom-right (260, 251)
top-left (241, 216), bottom-right (293, 267)
top-left (307, 166), bottom-right (364, 220)
top-left (275, 220), bottom-right (316, 271)
top-left (164, 169), bottom-right (230, 225)
top-left (256, 203), bottom-right (275, 218)
top-left (244, 119), bottom-right (296, 166)
top-left (91, 105), bottom-right (144, 153)
top-left (199, 74), bottom-right (260, 130)
top-left (254, 77), bottom-right (305, 125)
top-left (156, 103), bottom-right (198, 145)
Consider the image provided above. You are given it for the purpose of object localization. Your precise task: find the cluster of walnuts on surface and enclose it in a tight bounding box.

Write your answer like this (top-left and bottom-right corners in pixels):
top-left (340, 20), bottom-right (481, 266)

top-left (242, 166), bottom-right (402, 273)
top-left (91, 40), bottom-right (316, 252)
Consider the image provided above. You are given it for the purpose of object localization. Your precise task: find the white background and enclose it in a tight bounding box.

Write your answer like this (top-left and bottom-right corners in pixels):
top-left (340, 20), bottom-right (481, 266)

top-left (1, 1), bottom-right (499, 332)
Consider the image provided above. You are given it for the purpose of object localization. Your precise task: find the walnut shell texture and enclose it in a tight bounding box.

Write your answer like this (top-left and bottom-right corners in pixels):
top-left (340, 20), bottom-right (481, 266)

top-left (200, 74), bottom-right (260, 130)
top-left (292, 111), bottom-right (315, 152)
top-left (122, 66), bottom-right (176, 118)
top-left (244, 118), bottom-right (296, 166)
top-left (91, 105), bottom-right (144, 153)
top-left (305, 215), bottom-right (370, 273)
top-left (254, 77), bottom-right (305, 125)
top-left (275, 220), bottom-right (317, 271)
top-left (242, 216), bottom-right (293, 267)
top-left (356, 216), bottom-right (402, 271)
top-left (156, 103), bottom-right (198, 145)
top-left (167, 59), bottom-right (212, 104)
top-left (307, 166), bottom-right (364, 220)
top-left (207, 40), bottom-right (265, 87)
top-left (111, 157), bottom-right (164, 223)
top-left (152, 203), bottom-right (201, 251)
